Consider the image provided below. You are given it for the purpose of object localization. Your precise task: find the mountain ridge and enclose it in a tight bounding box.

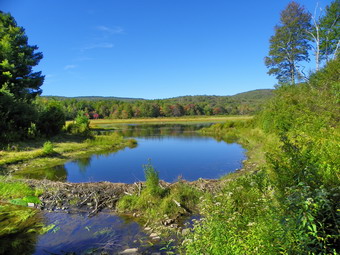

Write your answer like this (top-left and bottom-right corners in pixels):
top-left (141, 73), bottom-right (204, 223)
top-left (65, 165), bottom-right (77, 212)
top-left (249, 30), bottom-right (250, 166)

top-left (43, 89), bottom-right (274, 102)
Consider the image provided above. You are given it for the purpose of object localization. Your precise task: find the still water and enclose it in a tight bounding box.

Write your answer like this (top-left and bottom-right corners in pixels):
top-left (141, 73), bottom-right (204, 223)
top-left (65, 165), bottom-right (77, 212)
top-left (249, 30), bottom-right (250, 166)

top-left (61, 124), bottom-right (245, 183)
top-left (33, 212), bottom-right (150, 255)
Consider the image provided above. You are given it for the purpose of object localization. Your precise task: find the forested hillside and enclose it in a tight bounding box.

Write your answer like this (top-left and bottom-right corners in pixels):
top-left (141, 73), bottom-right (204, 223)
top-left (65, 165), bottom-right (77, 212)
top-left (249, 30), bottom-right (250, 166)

top-left (42, 89), bottom-right (273, 120)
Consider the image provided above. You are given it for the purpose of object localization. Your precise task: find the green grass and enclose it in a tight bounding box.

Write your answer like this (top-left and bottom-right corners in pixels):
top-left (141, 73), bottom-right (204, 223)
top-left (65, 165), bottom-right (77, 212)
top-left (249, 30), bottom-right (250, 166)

top-left (0, 177), bottom-right (50, 254)
top-left (181, 171), bottom-right (284, 255)
top-left (0, 202), bottom-right (53, 255)
top-left (0, 133), bottom-right (136, 179)
top-left (90, 115), bottom-right (253, 127)
top-left (0, 176), bottom-right (43, 205)
top-left (118, 182), bottom-right (202, 222)
top-left (0, 177), bottom-right (37, 199)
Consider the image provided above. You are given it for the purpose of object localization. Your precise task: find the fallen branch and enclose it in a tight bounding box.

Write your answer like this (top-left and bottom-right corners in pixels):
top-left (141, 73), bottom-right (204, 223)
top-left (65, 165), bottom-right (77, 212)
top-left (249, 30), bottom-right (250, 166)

top-left (173, 199), bottom-right (192, 214)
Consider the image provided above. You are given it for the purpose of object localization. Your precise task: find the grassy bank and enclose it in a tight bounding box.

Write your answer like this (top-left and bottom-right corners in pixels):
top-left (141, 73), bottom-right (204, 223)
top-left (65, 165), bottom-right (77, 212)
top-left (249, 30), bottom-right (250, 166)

top-left (89, 115), bottom-right (252, 127)
top-left (0, 176), bottom-right (53, 254)
top-left (200, 119), bottom-right (279, 174)
top-left (181, 59), bottom-right (340, 254)
top-left (182, 120), bottom-right (339, 254)
top-left (0, 133), bottom-right (136, 180)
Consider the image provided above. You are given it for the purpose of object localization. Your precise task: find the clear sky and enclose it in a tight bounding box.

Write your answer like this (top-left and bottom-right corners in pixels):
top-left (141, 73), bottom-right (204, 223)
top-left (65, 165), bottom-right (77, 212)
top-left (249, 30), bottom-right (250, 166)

top-left (1, 0), bottom-right (333, 99)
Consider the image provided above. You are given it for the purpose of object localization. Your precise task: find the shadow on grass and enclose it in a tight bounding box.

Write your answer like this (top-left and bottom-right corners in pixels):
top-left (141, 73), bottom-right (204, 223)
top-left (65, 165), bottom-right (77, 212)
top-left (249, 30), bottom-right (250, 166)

top-left (0, 133), bottom-right (90, 151)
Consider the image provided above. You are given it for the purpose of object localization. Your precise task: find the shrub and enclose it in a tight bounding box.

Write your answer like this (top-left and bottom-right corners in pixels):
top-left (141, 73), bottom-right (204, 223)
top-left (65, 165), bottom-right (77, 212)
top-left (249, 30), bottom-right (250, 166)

top-left (182, 172), bottom-right (284, 255)
top-left (27, 122), bottom-right (39, 139)
top-left (67, 112), bottom-right (91, 136)
top-left (37, 103), bottom-right (66, 137)
top-left (144, 162), bottom-right (163, 196)
top-left (42, 141), bottom-right (54, 155)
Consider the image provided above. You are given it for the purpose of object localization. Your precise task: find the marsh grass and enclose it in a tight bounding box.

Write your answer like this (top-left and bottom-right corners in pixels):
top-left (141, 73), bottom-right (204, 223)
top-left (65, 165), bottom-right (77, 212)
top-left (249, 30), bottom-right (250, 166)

top-left (0, 177), bottom-right (50, 254)
top-left (90, 115), bottom-right (253, 128)
top-left (0, 202), bottom-right (52, 255)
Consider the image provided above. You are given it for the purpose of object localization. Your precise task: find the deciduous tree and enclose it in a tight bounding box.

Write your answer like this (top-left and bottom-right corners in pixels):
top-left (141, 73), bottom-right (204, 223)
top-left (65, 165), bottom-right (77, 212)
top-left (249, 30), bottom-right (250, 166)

top-left (265, 1), bottom-right (311, 84)
top-left (319, 0), bottom-right (340, 62)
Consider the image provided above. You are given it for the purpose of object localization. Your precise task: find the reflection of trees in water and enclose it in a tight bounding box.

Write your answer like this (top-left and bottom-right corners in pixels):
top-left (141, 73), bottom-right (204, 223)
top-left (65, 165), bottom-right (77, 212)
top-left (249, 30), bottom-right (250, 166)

top-left (76, 157), bottom-right (92, 173)
top-left (113, 124), bottom-right (212, 138)
top-left (47, 165), bottom-right (68, 181)
top-left (1, 227), bottom-right (39, 255)
top-left (13, 165), bottom-right (67, 181)
top-left (209, 134), bottom-right (239, 144)
top-left (0, 207), bottom-right (42, 255)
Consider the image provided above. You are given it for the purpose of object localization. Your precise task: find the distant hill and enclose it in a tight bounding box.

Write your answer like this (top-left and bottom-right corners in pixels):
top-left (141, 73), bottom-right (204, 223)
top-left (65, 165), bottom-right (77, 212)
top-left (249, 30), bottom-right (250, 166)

top-left (43, 89), bottom-right (274, 102)
top-left (163, 89), bottom-right (274, 104)
top-left (231, 89), bottom-right (274, 100)
top-left (43, 96), bottom-right (144, 102)
top-left (42, 89), bottom-right (274, 119)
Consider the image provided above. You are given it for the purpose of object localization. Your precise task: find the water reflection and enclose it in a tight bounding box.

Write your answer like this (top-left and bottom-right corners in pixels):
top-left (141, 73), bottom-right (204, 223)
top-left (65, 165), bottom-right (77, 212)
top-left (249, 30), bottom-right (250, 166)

top-left (13, 164), bottom-right (67, 181)
top-left (33, 212), bottom-right (148, 255)
top-left (16, 124), bottom-right (245, 183)
top-left (98, 123), bottom-right (213, 138)
top-left (1, 226), bottom-right (39, 255)
top-left (0, 204), bottom-right (43, 255)
top-left (76, 157), bottom-right (92, 173)
top-left (63, 124), bottom-right (245, 183)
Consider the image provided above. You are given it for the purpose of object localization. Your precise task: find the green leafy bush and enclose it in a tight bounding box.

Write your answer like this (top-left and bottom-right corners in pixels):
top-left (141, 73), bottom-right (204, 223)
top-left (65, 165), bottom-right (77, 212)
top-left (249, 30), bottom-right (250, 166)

top-left (27, 122), bottom-right (39, 139)
top-left (42, 141), bottom-right (54, 155)
top-left (144, 162), bottom-right (163, 196)
top-left (67, 111), bottom-right (91, 136)
top-left (182, 172), bottom-right (284, 255)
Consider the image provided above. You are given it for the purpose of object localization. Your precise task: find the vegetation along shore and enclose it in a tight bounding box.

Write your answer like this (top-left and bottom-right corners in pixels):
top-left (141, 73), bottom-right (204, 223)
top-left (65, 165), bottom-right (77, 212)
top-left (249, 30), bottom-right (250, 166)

top-left (1, 0), bottom-right (339, 254)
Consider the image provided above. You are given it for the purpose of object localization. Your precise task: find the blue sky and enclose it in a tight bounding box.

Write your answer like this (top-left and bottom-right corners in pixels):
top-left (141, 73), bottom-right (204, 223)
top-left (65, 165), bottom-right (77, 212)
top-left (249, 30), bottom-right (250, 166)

top-left (2, 0), bottom-right (333, 99)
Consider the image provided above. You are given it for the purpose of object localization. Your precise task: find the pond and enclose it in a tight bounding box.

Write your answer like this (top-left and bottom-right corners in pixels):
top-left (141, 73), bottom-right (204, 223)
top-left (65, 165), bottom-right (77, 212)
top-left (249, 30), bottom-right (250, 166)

top-left (39, 123), bottom-right (246, 183)
top-left (7, 123), bottom-right (246, 254)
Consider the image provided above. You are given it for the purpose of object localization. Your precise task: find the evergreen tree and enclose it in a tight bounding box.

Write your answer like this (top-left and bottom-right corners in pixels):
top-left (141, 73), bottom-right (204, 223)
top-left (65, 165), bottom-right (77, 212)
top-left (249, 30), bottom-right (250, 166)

top-left (0, 11), bottom-right (44, 100)
top-left (0, 11), bottom-right (44, 142)
top-left (265, 1), bottom-right (311, 84)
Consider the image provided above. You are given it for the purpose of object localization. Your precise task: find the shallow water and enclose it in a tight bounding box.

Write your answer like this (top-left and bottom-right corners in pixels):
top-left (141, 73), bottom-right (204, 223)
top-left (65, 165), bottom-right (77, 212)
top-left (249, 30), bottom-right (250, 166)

top-left (33, 211), bottom-right (149, 255)
top-left (53, 124), bottom-right (246, 183)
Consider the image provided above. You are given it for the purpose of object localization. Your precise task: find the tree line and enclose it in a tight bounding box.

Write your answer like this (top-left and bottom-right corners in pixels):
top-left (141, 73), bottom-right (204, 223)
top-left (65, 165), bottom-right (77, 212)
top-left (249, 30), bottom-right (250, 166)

top-left (41, 90), bottom-right (272, 120)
